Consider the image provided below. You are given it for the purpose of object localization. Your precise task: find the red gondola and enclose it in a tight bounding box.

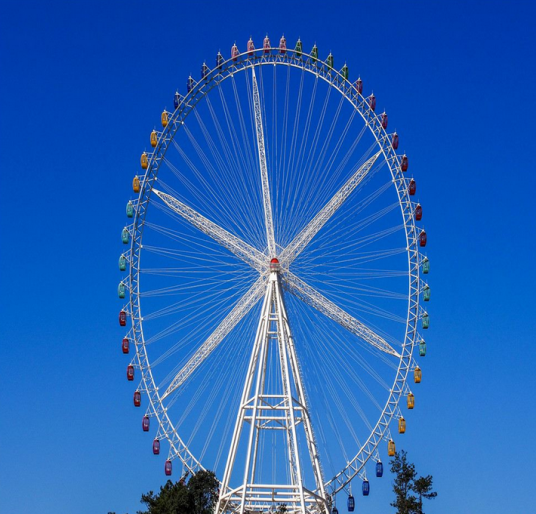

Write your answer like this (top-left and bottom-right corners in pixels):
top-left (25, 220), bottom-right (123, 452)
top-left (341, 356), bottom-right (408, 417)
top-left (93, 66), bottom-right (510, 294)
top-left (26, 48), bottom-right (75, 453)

top-left (409, 178), bottom-right (416, 195)
top-left (263, 35), bottom-right (270, 53)
top-left (355, 77), bottom-right (363, 94)
top-left (401, 154), bottom-right (409, 172)
top-left (392, 132), bottom-right (399, 149)
top-left (165, 459), bottom-right (172, 476)
top-left (127, 364), bottom-right (134, 381)
top-left (381, 112), bottom-right (388, 129)
top-left (134, 390), bottom-right (141, 407)
top-left (270, 257), bottom-right (280, 272)
top-left (415, 204), bottom-right (422, 221)
top-left (119, 310), bottom-right (127, 327)
top-left (247, 38), bottom-right (254, 55)
top-left (153, 438), bottom-right (160, 455)
top-left (420, 230), bottom-right (427, 247)
top-left (231, 44), bottom-right (239, 61)
top-left (122, 337), bottom-right (130, 354)
top-left (279, 35), bottom-right (287, 54)
top-left (142, 415), bottom-right (150, 432)
top-left (368, 94), bottom-right (376, 111)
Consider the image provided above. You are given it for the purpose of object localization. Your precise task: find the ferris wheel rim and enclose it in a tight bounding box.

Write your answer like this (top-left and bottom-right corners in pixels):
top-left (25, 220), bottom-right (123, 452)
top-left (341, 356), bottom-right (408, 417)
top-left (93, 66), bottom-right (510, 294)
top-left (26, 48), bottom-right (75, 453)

top-left (125, 47), bottom-right (423, 494)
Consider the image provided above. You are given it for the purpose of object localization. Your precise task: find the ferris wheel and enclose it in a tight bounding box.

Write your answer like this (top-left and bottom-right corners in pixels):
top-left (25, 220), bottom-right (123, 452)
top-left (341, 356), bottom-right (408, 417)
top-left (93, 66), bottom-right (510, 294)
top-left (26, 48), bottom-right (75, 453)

top-left (118, 35), bottom-right (431, 514)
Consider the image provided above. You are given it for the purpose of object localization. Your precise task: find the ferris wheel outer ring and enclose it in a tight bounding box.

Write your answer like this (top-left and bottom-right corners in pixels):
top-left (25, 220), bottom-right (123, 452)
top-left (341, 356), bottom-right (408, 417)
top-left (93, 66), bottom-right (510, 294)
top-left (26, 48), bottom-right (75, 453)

top-left (125, 48), bottom-right (424, 494)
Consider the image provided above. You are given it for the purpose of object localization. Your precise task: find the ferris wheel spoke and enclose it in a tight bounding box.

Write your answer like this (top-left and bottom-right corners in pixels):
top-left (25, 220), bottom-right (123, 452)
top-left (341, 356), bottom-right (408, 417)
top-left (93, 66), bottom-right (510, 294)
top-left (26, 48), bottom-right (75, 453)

top-left (279, 151), bottom-right (381, 268)
top-left (252, 67), bottom-right (276, 257)
top-left (153, 189), bottom-right (266, 273)
top-left (161, 276), bottom-right (267, 401)
top-left (281, 271), bottom-right (400, 358)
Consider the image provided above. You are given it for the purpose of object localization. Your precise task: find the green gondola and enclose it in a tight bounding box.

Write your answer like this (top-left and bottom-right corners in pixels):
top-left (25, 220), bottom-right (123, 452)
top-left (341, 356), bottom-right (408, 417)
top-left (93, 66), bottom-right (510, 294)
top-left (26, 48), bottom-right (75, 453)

top-left (122, 227), bottom-right (129, 244)
top-left (341, 64), bottom-right (349, 80)
top-left (423, 284), bottom-right (430, 301)
top-left (422, 256), bottom-right (429, 274)
top-left (295, 38), bottom-right (302, 57)
top-left (311, 44), bottom-right (318, 62)
top-left (326, 53), bottom-right (334, 69)
top-left (419, 339), bottom-right (427, 357)
top-left (118, 281), bottom-right (126, 299)
top-left (126, 200), bottom-right (134, 218)
top-left (119, 254), bottom-right (127, 271)
top-left (421, 312), bottom-right (430, 329)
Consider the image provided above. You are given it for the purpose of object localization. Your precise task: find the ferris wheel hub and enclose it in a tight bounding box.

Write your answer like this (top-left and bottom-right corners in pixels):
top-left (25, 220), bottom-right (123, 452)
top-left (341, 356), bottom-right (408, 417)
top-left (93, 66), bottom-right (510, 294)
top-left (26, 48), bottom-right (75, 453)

top-left (269, 257), bottom-right (280, 273)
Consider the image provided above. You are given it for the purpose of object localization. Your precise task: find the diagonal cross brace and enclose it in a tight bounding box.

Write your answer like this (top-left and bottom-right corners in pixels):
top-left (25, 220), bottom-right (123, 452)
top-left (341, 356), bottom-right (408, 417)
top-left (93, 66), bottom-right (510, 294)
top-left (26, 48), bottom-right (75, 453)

top-left (281, 271), bottom-right (400, 358)
top-left (161, 277), bottom-right (267, 401)
top-left (279, 151), bottom-right (381, 267)
top-left (154, 189), bottom-right (266, 272)
top-left (252, 67), bottom-right (276, 257)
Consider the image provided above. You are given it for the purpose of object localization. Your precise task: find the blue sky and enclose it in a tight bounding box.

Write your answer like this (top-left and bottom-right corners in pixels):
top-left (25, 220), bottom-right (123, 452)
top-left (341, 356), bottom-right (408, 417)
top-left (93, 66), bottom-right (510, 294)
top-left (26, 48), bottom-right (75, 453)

top-left (1, 1), bottom-right (535, 513)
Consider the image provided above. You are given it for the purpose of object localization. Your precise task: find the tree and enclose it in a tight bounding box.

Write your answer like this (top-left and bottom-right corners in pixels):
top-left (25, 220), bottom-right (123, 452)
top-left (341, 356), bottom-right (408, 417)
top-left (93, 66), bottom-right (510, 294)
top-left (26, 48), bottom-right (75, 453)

top-left (390, 450), bottom-right (418, 514)
top-left (390, 450), bottom-right (437, 514)
top-left (413, 475), bottom-right (437, 514)
top-left (187, 470), bottom-right (219, 514)
top-left (137, 470), bottom-right (219, 514)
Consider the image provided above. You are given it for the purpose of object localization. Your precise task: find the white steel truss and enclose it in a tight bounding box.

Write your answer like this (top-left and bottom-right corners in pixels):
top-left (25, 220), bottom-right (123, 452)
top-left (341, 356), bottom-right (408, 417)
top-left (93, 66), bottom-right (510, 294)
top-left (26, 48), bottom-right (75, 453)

top-left (281, 271), bottom-right (399, 358)
top-left (278, 151), bottom-right (381, 268)
top-left (151, 190), bottom-right (398, 406)
top-left (251, 67), bottom-right (276, 257)
top-left (161, 277), bottom-right (266, 401)
top-left (216, 269), bottom-right (329, 514)
top-left (153, 189), bottom-right (265, 273)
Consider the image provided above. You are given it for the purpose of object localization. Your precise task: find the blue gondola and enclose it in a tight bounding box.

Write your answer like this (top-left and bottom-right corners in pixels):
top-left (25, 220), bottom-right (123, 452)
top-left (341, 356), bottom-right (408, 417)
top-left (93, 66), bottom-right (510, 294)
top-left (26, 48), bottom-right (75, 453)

top-left (118, 281), bottom-right (126, 299)
top-left (362, 480), bottom-right (370, 496)
top-left (347, 495), bottom-right (355, 512)
top-left (119, 254), bottom-right (126, 271)
top-left (126, 200), bottom-right (134, 218)
top-left (216, 51), bottom-right (223, 69)
top-left (121, 227), bottom-right (129, 244)
top-left (376, 461), bottom-right (383, 477)
top-left (201, 62), bottom-right (209, 79)
top-left (187, 76), bottom-right (194, 93)
top-left (173, 91), bottom-right (181, 110)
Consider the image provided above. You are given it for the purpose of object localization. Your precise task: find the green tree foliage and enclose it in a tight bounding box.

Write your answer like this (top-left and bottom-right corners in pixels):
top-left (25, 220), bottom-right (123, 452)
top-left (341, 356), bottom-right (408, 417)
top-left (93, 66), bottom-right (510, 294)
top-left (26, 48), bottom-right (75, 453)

top-left (390, 450), bottom-right (418, 514)
top-left (137, 470), bottom-right (219, 514)
top-left (413, 475), bottom-right (437, 514)
top-left (390, 451), bottom-right (437, 514)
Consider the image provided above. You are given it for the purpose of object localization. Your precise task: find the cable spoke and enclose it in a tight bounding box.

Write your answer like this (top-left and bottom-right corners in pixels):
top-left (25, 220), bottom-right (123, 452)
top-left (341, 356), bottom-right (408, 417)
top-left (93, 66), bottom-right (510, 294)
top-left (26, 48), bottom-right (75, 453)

top-left (281, 271), bottom-right (400, 358)
top-left (161, 276), bottom-right (267, 400)
top-left (279, 151), bottom-right (381, 267)
top-left (153, 189), bottom-right (266, 272)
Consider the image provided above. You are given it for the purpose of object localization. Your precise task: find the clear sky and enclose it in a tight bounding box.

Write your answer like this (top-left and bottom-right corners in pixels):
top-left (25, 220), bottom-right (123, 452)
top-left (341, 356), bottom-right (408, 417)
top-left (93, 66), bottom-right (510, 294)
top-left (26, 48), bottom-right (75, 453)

top-left (1, 1), bottom-right (535, 513)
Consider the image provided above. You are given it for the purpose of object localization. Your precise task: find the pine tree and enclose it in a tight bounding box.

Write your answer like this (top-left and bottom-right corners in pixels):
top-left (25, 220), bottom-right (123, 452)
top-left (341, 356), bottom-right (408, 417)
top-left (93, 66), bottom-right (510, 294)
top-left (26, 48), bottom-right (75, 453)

top-left (390, 450), bottom-right (438, 514)
top-left (390, 450), bottom-right (418, 514)
top-left (413, 475), bottom-right (437, 514)
top-left (137, 470), bottom-right (218, 514)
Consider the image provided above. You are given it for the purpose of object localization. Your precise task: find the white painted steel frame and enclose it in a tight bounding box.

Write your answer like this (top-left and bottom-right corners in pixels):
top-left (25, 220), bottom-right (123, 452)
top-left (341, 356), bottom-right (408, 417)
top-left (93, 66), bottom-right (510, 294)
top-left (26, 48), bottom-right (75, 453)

top-left (122, 45), bottom-right (426, 506)
top-left (216, 271), bottom-right (328, 514)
